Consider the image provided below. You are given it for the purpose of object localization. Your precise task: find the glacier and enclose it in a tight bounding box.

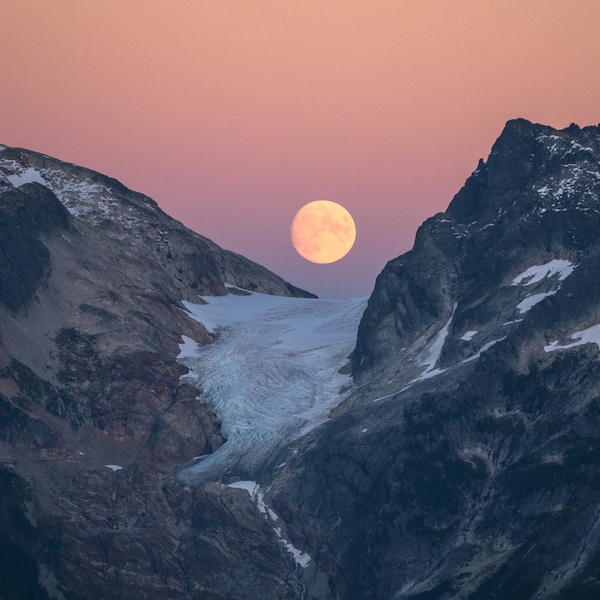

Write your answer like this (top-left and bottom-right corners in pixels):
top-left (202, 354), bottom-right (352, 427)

top-left (175, 288), bottom-right (367, 484)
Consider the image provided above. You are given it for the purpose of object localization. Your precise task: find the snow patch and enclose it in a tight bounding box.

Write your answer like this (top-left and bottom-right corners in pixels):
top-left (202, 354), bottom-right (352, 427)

top-left (275, 529), bottom-right (312, 568)
top-left (1, 161), bottom-right (143, 226)
top-left (460, 330), bottom-right (478, 341)
top-left (177, 335), bottom-right (200, 359)
top-left (7, 166), bottom-right (47, 188)
top-left (541, 452), bottom-right (564, 465)
top-left (537, 185), bottom-right (550, 197)
top-left (228, 480), bottom-right (269, 515)
top-left (517, 291), bottom-right (557, 314)
top-left (544, 324), bottom-right (600, 353)
top-left (105, 465), bottom-right (123, 471)
top-left (511, 260), bottom-right (576, 286)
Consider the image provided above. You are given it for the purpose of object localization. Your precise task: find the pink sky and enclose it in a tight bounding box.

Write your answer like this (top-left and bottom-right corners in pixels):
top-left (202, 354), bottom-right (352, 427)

top-left (2, 1), bottom-right (600, 298)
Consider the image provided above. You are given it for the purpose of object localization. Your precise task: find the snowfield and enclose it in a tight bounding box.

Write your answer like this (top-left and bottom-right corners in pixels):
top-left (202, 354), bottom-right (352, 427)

top-left (6, 166), bottom-right (47, 187)
top-left (510, 260), bottom-right (576, 315)
top-left (176, 288), bottom-right (367, 484)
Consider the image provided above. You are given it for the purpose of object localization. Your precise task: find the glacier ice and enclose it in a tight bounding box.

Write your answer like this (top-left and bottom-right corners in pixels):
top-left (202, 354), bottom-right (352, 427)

top-left (176, 289), bottom-right (367, 484)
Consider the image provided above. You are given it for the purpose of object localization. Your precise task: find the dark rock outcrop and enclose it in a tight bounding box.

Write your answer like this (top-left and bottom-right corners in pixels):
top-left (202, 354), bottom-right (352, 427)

top-left (0, 183), bottom-right (69, 311)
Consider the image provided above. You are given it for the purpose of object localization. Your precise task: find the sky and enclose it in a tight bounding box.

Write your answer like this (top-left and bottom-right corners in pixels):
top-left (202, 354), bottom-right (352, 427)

top-left (2, 1), bottom-right (600, 298)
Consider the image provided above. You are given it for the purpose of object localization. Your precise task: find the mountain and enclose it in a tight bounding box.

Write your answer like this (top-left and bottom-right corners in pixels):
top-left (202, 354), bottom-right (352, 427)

top-left (0, 145), bottom-right (315, 599)
top-left (2, 118), bottom-right (600, 600)
top-left (267, 119), bottom-right (600, 599)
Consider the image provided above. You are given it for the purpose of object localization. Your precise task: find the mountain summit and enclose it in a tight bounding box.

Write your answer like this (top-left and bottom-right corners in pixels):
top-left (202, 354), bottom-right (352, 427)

top-left (353, 118), bottom-right (600, 385)
top-left (2, 120), bottom-right (600, 599)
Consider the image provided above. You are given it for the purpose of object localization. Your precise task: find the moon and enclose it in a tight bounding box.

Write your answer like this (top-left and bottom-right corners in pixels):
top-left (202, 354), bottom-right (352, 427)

top-left (291, 200), bottom-right (356, 264)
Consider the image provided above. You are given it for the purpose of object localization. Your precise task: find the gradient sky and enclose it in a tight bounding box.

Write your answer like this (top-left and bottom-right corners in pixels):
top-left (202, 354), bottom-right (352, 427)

top-left (2, 1), bottom-right (600, 298)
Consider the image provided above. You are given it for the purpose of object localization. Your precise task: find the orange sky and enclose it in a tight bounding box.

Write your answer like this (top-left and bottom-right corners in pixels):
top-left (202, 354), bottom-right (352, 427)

top-left (2, 1), bottom-right (600, 297)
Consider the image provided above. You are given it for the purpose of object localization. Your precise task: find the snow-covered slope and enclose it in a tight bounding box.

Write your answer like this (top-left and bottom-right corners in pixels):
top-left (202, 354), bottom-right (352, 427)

top-left (175, 288), bottom-right (367, 484)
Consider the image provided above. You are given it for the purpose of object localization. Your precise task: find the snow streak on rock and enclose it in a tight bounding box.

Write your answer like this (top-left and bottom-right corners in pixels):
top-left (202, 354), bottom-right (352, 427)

top-left (511, 259), bottom-right (576, 286)
top-left (415, 305), bottom-right (456, 379)
top-left (228, 480), bottom-right (311, 568)
top-left (461, 337), bottom-right (507, 364)
top-left (176, 290), bottom-right (367, 484)
top-left (545, 324), bottom-right (600, 353)
top-left (0, 156), bottom-right (146, 226)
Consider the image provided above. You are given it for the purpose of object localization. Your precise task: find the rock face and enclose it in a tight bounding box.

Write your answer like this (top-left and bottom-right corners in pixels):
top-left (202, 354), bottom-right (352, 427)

top-left (0, 145), bottom-right (313, 599)
top-left (267, 119), bottom-right (600, 599)
top-left (0, 182), bottom-right (69, 311)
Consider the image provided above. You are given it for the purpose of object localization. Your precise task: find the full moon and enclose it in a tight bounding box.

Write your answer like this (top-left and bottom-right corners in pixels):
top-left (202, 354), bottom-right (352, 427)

top-left (291, 200), bottom-right (356, 264)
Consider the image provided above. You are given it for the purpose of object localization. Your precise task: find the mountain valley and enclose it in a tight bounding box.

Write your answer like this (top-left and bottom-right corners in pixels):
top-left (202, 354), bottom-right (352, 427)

top-left (2, 119), bottom-right (600, 599)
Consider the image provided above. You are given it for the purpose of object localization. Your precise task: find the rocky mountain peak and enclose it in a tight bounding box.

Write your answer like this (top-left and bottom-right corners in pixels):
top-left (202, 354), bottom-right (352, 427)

top-left (0, 143), bottom-right (315, 436)
top-left (447, 118), bottom-right (600, 223)
top-left (0, 145), bottom-right (315, 311)
top-left (351, 119), bottom-right (600, 386)
top-left (267, 121), bottom-right (600, 599)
